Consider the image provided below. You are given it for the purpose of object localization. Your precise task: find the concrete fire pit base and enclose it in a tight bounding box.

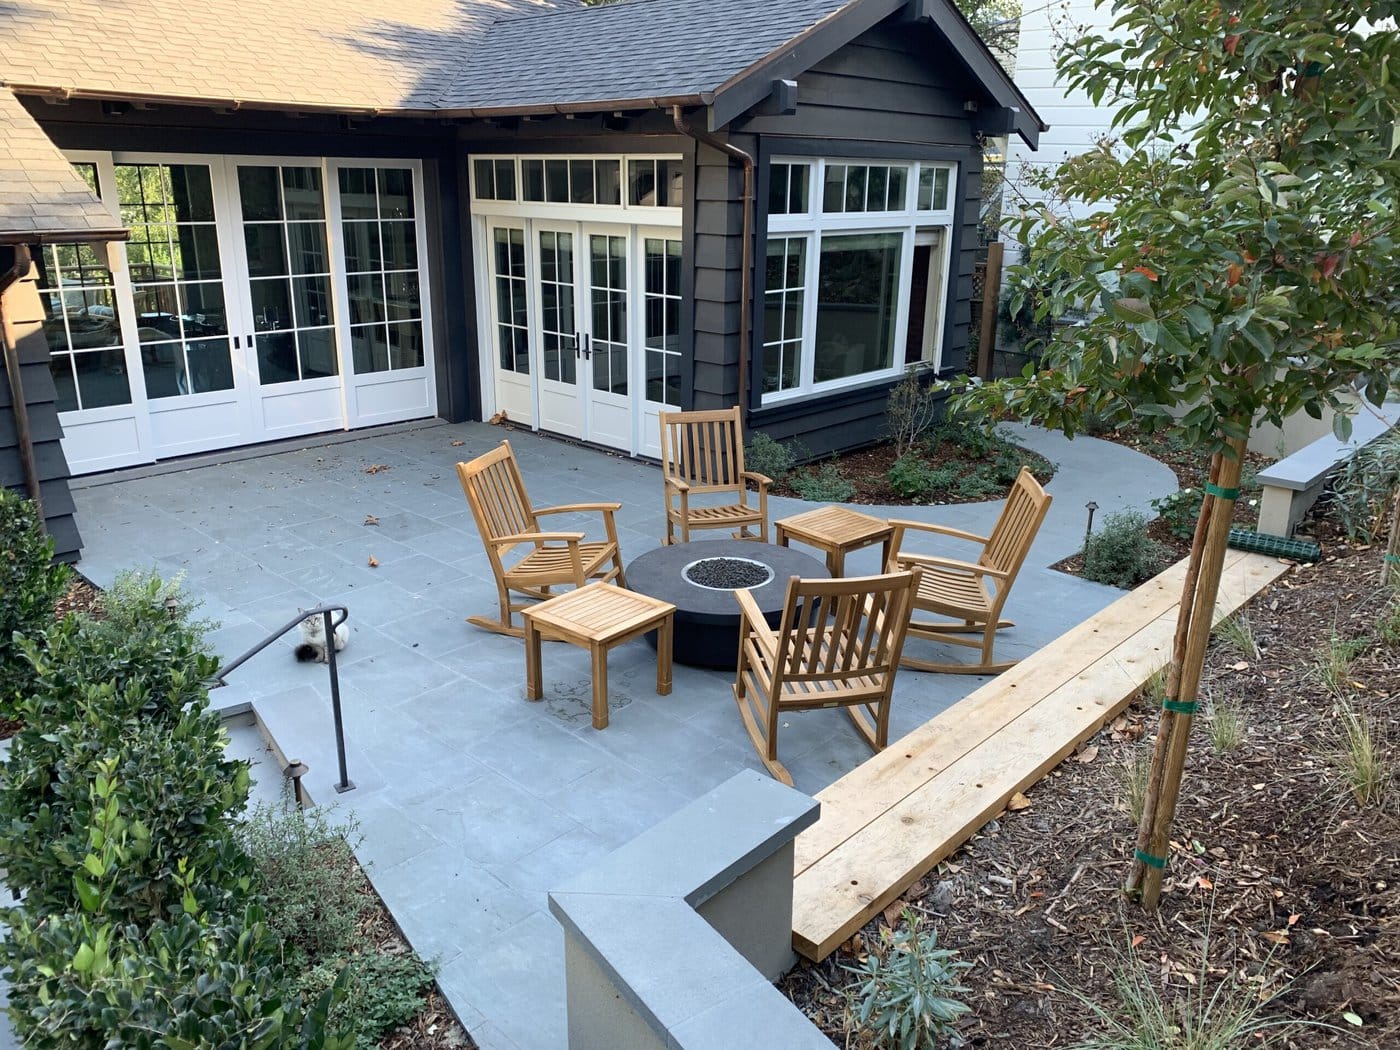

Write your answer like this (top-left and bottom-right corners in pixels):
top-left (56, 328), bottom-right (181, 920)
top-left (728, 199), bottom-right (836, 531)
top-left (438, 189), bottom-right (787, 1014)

top-left (625, 540), bottom-right (830, 668)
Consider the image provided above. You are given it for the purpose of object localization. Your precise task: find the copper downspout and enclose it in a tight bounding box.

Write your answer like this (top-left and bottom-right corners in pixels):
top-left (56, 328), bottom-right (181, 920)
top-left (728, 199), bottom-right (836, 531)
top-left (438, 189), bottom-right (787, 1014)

top-left (0, 243), bottom-right (44, 513)
top-left (671, 106), bottom-right (754, 416)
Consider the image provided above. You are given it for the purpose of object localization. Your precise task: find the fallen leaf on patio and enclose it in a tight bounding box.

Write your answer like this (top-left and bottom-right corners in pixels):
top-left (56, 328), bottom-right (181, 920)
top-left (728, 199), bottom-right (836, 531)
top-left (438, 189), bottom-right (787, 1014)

top-left (365, 464), bottom-right (390, 474)
top-left (1007, 792), bottom-right (1032, 812)
top-left (1075, 745), bottom-right (1100, 764)
top-left (368, 555), bottom-right (379, 568)
top-left (450, 440), bottom-right (465, 447)
top-left (364, 515), bottom-right (380, 526)
top-left (489, 410), bottom-right (510, 425)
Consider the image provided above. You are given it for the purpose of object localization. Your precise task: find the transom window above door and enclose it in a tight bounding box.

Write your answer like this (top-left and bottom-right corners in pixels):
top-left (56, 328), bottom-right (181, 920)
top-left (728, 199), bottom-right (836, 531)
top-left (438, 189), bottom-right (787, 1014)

top-left (762, 157), bottom-right (958, 404)
top-left (471, 155), bottom-right (683, 222)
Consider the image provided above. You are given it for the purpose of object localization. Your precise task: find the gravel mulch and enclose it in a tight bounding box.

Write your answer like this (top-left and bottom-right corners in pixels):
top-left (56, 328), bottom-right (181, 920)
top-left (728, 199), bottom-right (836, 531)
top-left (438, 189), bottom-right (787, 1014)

top-left (783, 540), bottom-right (1399, 1048)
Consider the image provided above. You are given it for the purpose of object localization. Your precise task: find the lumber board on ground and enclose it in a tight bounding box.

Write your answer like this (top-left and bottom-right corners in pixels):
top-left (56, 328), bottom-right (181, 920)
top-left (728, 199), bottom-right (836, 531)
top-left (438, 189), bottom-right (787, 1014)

top-left (791, 553), bottom-right (1291, 961)
top-left (791, 554), bottom-right (1219, 877)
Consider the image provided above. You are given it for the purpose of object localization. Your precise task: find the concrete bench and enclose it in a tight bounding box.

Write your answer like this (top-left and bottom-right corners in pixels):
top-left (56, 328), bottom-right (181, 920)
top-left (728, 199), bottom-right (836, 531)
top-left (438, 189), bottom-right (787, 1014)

top-left (550, 770), bottom-right (833, 1049)
top-left (790, 551), bottom-right (1291, 962)
top-left (1256, 403), bottom-right (1399, 537)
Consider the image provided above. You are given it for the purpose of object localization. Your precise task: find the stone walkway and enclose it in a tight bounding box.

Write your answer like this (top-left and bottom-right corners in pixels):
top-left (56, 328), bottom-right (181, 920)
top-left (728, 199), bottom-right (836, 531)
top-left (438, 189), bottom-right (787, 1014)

top-left (67, 421), bottom-right (1176, 1049)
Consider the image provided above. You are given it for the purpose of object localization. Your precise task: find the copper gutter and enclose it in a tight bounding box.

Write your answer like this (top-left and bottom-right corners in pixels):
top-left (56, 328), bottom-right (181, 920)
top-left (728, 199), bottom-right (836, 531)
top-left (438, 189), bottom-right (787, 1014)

top-left (0, 244), bottom-right (43, 511)
top-left (671, 106), bottom-right (754, 416)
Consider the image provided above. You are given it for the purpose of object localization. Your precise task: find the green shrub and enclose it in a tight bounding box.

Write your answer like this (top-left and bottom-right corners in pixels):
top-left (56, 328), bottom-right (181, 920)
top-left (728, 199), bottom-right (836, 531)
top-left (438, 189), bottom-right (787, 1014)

top-left (887, 453), bottom-right (938, 500)
top-left (1151, 487), bottom-right (1204, 541)
top-left (1, 906), bottom-right (350, 1050)
top-left (0, 573), bottom-right (244, 922)
top-left (1326, 429), bottom-right (1400, 541)
top-left (792, 463), bottom-right (857, 502)
top-left (954, 470), bottom-right (1006, 502)
top-left (844, 910), bottom-right (970, 1050)
top-left (0, 488), bottom-right (69, 717)
top-left (1083, 511), bottom-right (1167, 589)
top-left (242, 804), bottom-right (368, 969)
top-left (886, 371), bottom-right (942, 457)
top-left (744, 431), bottom-right (798, 484)
top-left (303, 951), bottom-right (436, 1050)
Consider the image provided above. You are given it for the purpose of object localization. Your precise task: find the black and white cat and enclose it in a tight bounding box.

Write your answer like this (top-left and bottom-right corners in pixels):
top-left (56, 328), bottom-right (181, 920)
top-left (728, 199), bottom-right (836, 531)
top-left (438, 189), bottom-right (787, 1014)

top-left (294, 611), bottom-right (349, 663)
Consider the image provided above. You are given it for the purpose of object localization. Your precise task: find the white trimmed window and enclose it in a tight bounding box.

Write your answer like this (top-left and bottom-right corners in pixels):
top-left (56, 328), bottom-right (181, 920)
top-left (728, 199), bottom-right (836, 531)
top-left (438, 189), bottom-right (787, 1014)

top-left (470, 155), bottom-right (682, 213)
top-left (762, 158), bottom-right (956, 403)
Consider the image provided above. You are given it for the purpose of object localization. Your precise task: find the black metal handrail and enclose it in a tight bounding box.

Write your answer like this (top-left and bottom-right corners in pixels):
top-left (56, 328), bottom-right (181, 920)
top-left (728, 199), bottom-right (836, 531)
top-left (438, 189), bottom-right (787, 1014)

top-left (213, 604), bottom-right (354, 794)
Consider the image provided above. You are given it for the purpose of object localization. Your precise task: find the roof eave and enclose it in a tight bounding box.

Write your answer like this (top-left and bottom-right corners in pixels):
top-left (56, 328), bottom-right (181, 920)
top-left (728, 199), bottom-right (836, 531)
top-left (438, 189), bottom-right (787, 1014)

top-left (0, 227), bottom-right (129, 246)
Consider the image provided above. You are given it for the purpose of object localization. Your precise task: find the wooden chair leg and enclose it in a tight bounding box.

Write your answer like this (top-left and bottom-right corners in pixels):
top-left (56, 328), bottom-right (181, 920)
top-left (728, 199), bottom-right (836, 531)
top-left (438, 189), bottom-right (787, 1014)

top-left (468, 583), bottom-right (525, 637)
top-left (590, 643), bottom-right (609, 730)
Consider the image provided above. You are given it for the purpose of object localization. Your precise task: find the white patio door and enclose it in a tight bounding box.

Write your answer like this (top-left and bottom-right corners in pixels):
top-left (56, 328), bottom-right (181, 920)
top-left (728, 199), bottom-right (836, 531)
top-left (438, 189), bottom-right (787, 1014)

top-left (227, 160), bottom-right (346, 440)
top-left (112, 155), bottom-right (256, 459)
top-left (533, 224), bottom-right (583, 438)
top-left (579, 225), bottom-right (633, 451)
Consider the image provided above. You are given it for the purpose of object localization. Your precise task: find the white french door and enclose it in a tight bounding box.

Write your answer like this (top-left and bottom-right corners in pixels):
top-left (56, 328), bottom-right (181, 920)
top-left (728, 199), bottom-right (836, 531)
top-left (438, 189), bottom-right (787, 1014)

top-left (482, 218), bottom-right (681, 456)
top-left (51, 152), bottom-right (436, 474)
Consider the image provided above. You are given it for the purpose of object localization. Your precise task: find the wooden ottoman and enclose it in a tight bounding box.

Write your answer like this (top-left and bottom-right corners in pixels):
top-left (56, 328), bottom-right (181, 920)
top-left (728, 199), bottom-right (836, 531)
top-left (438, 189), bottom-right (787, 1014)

top-left (775, 505), bottom-right (894, 577)
top-left (521, 582), bottom-right (675, 730)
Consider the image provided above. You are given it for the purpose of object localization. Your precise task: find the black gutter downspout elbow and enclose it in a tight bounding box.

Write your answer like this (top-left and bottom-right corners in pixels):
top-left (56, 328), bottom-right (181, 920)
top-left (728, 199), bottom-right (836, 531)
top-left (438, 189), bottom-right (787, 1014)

top-left (671, 106), bottom-right (754, 420)
top-left (0, 243), bottom-right (44, 515)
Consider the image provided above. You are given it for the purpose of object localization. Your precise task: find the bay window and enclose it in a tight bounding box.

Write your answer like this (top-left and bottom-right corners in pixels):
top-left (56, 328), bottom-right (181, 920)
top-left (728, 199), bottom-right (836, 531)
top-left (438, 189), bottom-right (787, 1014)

top-left (762, 158), bottom-right (956, 403)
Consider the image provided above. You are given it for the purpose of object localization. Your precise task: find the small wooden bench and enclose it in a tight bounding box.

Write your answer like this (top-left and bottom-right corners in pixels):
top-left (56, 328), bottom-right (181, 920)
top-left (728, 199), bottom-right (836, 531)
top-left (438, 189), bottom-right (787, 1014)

top-left (1256, 404), bottom-right (1399, 537)
top-left (790, 550), bottom-right (1292, 962)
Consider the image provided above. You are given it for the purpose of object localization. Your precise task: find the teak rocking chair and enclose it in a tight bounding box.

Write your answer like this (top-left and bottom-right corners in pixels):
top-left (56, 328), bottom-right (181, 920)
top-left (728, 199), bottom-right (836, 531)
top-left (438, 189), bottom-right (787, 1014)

top-left (456, 440), bottom-right (626, 637)
top-left (887, 466), bottom-right (1051, 674)
top-left (659, 406), bottom-right (771, 544)
top-left (733, 570), bottom-right (920, 786)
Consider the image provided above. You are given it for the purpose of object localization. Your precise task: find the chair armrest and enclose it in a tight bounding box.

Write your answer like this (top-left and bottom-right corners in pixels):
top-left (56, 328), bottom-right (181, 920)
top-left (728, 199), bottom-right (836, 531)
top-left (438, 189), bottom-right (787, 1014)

top-left (493, 530), bottom-right (585, 547)
top-left (733, 588), bottom-right (778, 655)
top-left (893, 551), bottom-right (1009, 579)
top-left (536, 502), bottom-right (623, 516)
top-left (740, 470), bottom-right (773, 489)
top-left (887, 519), bottom-right (991, 546)
top-left (664, 476), bottom-right (691, 494)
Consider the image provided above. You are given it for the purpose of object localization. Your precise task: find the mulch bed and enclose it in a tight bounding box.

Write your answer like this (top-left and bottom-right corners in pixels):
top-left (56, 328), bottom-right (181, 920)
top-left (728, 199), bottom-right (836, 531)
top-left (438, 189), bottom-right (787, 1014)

top-left (770, 434), bottom-right (1056, 507)
top-left (783, 540), bottom-right (1399, 1047)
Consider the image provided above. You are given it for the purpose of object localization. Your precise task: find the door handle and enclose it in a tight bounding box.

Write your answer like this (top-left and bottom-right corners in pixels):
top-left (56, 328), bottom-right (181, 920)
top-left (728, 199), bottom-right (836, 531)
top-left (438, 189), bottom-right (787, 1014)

top-left (582, 333), bottom-right (592, 361)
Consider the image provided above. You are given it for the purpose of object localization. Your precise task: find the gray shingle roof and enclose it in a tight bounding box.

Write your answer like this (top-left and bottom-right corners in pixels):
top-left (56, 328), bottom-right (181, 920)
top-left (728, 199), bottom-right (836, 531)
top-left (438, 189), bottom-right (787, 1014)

top-left (443, 0), bottom-right (854, 110)
top-left (0, 90), bottom-right (124, 244)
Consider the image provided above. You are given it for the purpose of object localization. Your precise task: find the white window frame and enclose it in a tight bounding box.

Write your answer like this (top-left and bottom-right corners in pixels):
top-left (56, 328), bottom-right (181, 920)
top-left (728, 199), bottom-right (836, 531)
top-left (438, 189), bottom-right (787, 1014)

top-left (762, 157), bottom-right (958, 406)
top-left (469, 154), bottom-right (684, 227)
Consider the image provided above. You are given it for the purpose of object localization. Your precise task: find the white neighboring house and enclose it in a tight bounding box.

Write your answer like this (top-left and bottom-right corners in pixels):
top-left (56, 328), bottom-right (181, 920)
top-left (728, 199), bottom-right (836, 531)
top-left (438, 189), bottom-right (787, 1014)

top-left (1002, 0), bottom-right (1110, 263)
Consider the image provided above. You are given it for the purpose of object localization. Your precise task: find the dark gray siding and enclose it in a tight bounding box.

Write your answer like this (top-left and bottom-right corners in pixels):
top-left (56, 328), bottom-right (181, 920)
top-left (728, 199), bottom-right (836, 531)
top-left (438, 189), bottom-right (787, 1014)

top-left (735, 17), bottom-right (986, 454)
top-left (690, 140), bottom-right (748, 409)
top-left (1, 250), bottom-right (81, 561)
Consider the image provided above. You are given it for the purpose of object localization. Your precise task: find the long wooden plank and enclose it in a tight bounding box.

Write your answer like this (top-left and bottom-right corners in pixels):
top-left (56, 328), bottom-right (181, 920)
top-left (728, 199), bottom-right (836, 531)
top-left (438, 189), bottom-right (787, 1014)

top-left (791, 553), bottom-right (1290, 960)
top-left (793, 552), bottom-right (1242, 876)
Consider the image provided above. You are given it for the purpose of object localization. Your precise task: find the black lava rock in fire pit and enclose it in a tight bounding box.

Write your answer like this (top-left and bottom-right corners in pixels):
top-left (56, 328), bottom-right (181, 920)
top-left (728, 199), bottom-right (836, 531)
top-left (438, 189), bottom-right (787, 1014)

top-left (683, 557), bottom-right (773, 590)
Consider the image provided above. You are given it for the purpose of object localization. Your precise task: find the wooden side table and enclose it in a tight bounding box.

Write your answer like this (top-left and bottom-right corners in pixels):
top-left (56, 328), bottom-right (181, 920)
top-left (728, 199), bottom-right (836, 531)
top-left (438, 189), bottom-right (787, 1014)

top-left (522, 582), bottom-right (675, 730)
top-left (775, 505), bottom-right (895, 577)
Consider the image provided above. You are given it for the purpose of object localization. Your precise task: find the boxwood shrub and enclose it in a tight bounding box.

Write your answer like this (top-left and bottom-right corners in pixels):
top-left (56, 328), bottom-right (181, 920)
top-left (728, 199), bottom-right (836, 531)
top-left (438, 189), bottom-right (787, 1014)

top-left (0, 488), bottom-right (69, 719)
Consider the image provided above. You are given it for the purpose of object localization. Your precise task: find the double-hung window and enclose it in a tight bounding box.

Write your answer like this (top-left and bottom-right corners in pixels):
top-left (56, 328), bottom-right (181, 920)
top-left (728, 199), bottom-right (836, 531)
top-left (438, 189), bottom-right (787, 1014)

top-left (762, 158), bottom-right (956, 403)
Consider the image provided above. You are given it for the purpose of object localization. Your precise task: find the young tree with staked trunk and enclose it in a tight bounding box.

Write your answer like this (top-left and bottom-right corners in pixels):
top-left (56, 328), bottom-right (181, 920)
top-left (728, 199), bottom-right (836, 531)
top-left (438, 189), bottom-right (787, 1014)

top-left (955, 0), bottom-right (1400, 907)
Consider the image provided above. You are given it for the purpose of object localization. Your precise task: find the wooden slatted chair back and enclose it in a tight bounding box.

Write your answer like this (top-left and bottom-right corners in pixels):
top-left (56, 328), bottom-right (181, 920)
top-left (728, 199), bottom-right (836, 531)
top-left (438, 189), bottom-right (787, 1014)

top-left (456, 441), bottom-right (537, 548)
top-left (660, 406), bottom-right (745, 495)
top-left (980, 468), bottom-right (1051, 583)
top-left (771, 572), bottom-right (919, 692)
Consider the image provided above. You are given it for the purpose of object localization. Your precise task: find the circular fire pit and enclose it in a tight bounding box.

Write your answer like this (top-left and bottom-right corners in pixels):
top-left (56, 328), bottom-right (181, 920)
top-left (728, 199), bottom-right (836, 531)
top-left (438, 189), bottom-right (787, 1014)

top-left (626, 540), bottom-right (829, 668)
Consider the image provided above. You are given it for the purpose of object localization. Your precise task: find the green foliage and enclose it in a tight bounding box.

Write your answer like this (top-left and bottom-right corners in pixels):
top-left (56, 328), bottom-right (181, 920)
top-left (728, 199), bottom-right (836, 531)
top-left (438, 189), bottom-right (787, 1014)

top-left (1, 906), bottom-right (351, 1050)
top-left (1151, 487), bottom-right (1204, 542)
top-left (888, 453), bottom-right (942, 500)
top-left (844, 910), bottom-right (970, 1050)
top-left (1083, 511), bottom-right (1167, 589)
top-left (956, 3), bottom-right (1400, 460)
top-left (0, 487), bottom-right (69, 717)
top-left (744, 431), bottom-right (799, 485)
top-left (792, 463), bottom-right (857, 503)
top-left (1118, 748), bottom-right (1152, 825)
top-left (1332, 698), bottom-right (1389, 807)
top-left (1067, 926), bottom-right (1308, 1049)
top-left (1206, 694), bottom-right (1247, 753)
top-left (887, 371), bottom-right (943, 457)
top-left (242, 804), bottom-right (368, 970)
top-left (1326, 429), bottom-right (1400, 541)
top-left (303, 952), bottom-right (436, 1050)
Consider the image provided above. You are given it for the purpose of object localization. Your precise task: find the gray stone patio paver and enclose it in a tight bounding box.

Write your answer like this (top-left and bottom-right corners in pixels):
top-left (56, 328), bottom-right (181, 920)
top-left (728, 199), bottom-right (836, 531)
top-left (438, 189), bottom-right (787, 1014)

top-left (66, 420), bottom-right (1177, 1050)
